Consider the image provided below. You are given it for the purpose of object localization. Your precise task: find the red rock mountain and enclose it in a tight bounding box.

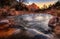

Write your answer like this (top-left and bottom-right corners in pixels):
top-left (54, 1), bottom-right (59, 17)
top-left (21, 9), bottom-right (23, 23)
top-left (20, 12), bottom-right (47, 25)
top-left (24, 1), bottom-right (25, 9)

top-left (27, 3), bottom-right (40, 11)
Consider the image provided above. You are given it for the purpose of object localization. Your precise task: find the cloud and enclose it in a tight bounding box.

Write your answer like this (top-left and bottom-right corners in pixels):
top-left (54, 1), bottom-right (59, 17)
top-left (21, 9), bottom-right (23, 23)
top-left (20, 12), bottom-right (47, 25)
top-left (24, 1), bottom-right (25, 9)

top-left (28, 0), bottom-right (58, 2)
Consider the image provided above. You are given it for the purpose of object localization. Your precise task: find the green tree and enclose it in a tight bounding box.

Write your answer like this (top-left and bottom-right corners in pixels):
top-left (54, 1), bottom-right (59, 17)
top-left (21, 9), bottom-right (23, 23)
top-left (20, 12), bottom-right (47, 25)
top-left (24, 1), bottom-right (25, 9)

top-left (43, 4), bottom-right (47, 9)
top-left (47, 1), bottom-right (60, 10)
top-left (15, 2), bottom-right (28, 11)
top-left (0, 0), bottom-right (17, 7)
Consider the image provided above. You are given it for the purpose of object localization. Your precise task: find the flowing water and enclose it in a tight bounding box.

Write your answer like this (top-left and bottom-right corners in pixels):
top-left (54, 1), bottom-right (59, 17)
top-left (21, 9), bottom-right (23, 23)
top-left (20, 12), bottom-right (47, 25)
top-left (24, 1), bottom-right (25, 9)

top-left (7, 13), bottom-right (54, 39)
top-left (21, 13), bottom-right (53, 30)
top-left (10, 13), bottom-right (53, 33)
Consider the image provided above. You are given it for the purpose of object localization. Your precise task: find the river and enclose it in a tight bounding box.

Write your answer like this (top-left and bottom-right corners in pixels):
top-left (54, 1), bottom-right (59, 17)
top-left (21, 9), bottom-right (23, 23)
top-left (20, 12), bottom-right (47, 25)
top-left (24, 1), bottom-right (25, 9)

top-left (9, 13), bottom-right (53, 33)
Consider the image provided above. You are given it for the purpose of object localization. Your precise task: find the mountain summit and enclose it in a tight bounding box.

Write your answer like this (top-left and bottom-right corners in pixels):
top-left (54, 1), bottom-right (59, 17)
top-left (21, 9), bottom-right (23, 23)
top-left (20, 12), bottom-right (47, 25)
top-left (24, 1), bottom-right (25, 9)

top-left (27, 3), bottom-right (40, 11)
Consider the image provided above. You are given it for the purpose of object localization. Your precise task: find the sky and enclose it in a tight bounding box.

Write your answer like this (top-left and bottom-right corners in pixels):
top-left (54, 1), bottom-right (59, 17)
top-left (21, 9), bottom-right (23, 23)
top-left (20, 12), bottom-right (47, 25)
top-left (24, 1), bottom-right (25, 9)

top-left (17, 0), bottom-right (58, 8)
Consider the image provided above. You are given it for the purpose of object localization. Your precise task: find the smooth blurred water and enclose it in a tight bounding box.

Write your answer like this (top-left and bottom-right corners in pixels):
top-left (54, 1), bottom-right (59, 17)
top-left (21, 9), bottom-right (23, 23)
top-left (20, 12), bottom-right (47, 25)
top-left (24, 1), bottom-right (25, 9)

top-left (20, 13), bottom-right (53, 32)
top-left (7, 13), bottom-right (53, 33)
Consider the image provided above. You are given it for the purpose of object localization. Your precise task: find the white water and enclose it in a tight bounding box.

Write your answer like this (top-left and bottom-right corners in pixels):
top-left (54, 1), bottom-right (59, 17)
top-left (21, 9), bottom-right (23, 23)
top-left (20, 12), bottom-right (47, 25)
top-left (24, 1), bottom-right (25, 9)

top-left (20, 13), bottom-right (53, 32)
top-left (7, 13), bottom-right (54, 39)
top-left (8, 13), bottom-right (53, 32)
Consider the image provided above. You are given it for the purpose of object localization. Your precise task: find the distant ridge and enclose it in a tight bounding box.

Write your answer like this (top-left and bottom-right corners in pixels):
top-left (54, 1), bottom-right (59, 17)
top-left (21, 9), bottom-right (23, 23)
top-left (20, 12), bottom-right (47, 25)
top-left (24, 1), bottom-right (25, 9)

top-left (27, 3), bottom-right (40, 11)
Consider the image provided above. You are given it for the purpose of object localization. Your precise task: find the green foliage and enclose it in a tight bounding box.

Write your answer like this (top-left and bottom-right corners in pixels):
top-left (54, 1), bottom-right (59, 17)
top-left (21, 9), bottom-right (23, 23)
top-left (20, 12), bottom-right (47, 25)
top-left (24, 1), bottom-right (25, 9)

top-left (0, 0), bottom-right (17, 7)
top-left (55, 1), bottom-right (60, 6)
top-left (47, 1), bottom-right (60, 10)
top-left (15, 2), bottom-right (28, 11)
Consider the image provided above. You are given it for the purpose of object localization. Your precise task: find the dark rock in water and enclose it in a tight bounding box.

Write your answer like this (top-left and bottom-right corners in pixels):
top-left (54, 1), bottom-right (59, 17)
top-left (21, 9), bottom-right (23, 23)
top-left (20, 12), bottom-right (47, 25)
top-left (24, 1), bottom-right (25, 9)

top-left (0, 25), bottom-right (53, 39)
top-left (33, 34), bottom-right (49, 39)
top-left (9, 25), bottom-right (26, 30)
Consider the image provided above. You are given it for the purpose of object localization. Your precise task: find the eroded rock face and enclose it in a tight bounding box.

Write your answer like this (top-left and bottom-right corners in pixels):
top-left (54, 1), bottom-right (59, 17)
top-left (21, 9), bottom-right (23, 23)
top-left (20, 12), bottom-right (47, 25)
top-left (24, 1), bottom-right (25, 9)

top-left (54, 24), bottom-right (60, 38)
top-left (48, 16), bottom-right (60, 39)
